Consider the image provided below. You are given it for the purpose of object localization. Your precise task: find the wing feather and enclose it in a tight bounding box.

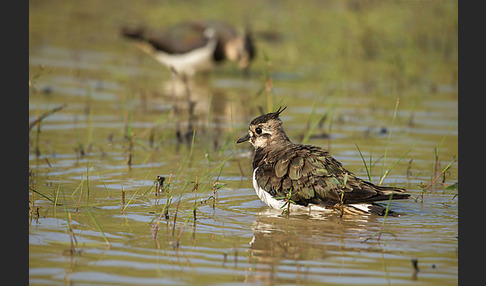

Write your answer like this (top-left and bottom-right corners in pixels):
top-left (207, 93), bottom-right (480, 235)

top-left (254, 144), bottom-right (409, 208)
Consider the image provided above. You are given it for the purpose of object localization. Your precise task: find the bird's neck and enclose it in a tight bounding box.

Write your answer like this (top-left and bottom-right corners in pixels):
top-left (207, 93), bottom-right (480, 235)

top-left (252, 135), bottom-right (293, 170)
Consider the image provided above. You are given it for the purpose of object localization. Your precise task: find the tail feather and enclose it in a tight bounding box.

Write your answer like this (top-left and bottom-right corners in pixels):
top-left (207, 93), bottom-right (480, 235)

top-left (347, 203), bottom-right (403, 216)
top-left (375, 185), bottom-right (410, 200)
top-left (345, 181), bottom-right (410, 204)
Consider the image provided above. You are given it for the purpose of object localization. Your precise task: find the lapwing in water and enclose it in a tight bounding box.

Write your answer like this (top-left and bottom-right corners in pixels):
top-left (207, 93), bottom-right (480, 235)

top-left (236, 107), bottom-right (410, 216)
top-left (121, 20), bottom-right (255, 78)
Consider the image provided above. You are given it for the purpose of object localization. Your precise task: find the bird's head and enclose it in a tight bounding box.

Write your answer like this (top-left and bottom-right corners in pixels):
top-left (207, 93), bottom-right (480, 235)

top-left (225, 28), bottom-right (255, 74)
top-left (237, 107), bottom-right (290, 149)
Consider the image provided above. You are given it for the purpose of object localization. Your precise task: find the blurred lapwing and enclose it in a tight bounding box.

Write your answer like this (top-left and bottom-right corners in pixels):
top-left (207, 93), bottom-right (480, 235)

top-left (236, 107), bottom-right (410, 216)
top-left (121, 20), bottom-right (255, 78)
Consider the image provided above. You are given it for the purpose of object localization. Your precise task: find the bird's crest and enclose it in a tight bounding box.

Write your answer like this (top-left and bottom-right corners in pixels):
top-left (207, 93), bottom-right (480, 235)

top-left (251, 106), bottom-right (287, 125)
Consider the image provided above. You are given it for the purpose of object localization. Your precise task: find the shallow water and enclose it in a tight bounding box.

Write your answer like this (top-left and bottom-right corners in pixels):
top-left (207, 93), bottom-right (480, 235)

top-left (29, 1), bottom-right (458, 285)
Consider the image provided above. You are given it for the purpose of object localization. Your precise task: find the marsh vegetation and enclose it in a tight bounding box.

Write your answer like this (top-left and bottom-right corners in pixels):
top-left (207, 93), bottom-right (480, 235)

top-left (29, 1), bottom-right (457, 284)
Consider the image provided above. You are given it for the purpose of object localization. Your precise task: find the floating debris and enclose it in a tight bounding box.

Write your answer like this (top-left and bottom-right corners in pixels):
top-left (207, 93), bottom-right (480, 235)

top-left (155, 175), bottom-right (166, 195)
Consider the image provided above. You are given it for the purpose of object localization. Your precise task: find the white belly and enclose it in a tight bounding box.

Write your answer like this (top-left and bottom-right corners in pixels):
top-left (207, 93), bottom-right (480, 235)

top-left (252, 168), bottom-right (329, 212)
top-left (252, 168), bottom-right (285, 209)
top-left (154, 38), bottom-right (217, 76)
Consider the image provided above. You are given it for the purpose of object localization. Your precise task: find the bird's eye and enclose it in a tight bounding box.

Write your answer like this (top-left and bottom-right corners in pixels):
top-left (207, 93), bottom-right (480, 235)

top-left (255, 127), bottom-right (262, 135)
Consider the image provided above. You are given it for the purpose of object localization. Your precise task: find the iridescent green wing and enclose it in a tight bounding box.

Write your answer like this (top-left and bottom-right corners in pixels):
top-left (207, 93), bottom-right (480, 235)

top-left (256, 146), bottom-right (346, 206)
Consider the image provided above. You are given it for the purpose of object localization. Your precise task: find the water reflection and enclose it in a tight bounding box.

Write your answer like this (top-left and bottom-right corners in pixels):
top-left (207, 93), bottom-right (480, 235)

top-left (245, 209), bottom-right (392, 283)
top-left (153, 75), bottom-right (250, 150)
top-left (250, 210), bottom-right (374, 259)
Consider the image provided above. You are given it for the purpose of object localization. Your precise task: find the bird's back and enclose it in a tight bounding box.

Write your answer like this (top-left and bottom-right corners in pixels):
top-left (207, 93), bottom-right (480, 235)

top-left (121, 22), bottom-right (209, 54)
top-left (253, 143), bottom-right (409, 208)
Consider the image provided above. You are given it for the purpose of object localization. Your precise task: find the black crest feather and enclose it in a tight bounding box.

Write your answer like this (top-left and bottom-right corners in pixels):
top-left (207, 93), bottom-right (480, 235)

top-left (251, 106), bottom-right (287, 125)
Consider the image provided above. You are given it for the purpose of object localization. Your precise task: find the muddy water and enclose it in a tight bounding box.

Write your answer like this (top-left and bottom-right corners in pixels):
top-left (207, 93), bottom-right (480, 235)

top-left (29, 1), bottom-right (457, 285)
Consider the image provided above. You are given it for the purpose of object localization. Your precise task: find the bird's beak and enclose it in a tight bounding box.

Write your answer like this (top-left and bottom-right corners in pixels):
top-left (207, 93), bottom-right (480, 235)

top-left (236, 133), bottom-right (250, 144)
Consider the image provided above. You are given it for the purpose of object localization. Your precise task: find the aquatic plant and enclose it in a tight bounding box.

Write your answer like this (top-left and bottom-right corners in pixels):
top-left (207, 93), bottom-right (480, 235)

top-left (85, 207), bottom-right (111, 248)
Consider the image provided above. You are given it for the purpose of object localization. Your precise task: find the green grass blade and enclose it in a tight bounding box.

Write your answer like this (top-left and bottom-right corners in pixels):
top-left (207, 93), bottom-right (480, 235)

top-left (355, 143), bottom-right (371, 182)
top-left (427, 156), bottom-right (456, 190)
top-left (85, 207), bottom-right (110, 247)
top-left (97, 172), bottom-right (112, 197)
top-left (436, 121), bottom-right (456, 157)
top-left (30, 187), bottom-right (55, 203)
top-left (302, 104), bottom-right (333, 145)
top-left (123, 170), bottom-right (153, 212)
top-left (380, 98), bottom-right (400, 181)
top-left (54, 177), bottom-right (62, 210)
top-left (378, 146), bottom-right (413, 185)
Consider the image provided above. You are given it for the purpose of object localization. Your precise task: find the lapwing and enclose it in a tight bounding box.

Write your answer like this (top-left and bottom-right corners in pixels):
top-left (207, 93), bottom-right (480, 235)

top-left (236, 107), bottom-right (410, 216)
top-left (121, 20), bottom-right (255, 78)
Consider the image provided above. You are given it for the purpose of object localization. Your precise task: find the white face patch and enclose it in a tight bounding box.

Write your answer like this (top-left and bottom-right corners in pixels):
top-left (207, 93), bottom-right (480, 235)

top-left (247, 130), bottom-right (255, 147)
top-left (249, 128), bottom-right (273, 149)
top-left (252, 135), bottom-right (269, 148)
